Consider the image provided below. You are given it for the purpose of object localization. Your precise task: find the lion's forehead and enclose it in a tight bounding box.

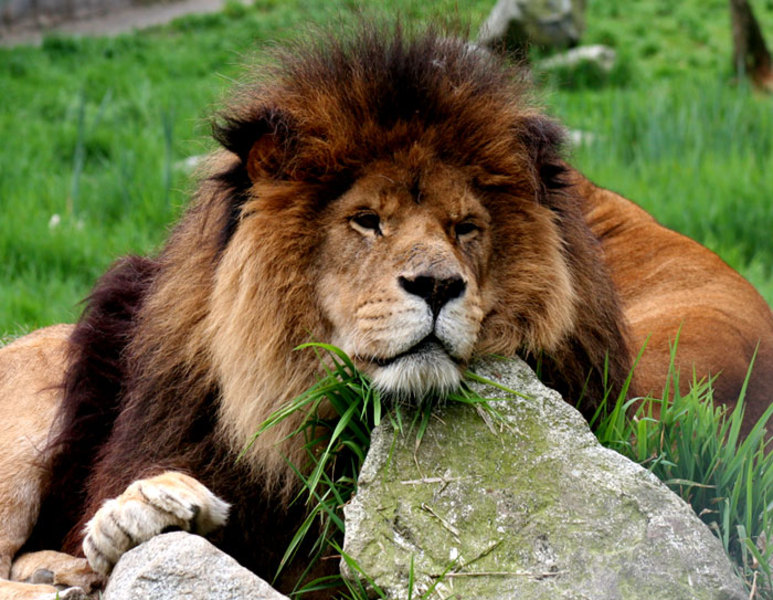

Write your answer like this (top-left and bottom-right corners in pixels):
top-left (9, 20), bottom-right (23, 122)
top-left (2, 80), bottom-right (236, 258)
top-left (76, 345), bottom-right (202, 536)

top-left (334, 164), bottom-right (487, 222)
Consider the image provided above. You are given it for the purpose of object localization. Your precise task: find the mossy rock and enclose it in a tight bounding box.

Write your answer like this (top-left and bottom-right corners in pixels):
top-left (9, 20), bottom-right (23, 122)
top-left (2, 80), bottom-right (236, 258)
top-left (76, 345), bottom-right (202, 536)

top-left (342, 356), bottom-right (745, 599)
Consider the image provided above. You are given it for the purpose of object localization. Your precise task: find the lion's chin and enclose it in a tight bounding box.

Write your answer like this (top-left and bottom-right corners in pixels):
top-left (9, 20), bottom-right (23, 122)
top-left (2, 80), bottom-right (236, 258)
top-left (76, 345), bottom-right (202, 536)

top-left (368, 341), bottom-right (464, 403)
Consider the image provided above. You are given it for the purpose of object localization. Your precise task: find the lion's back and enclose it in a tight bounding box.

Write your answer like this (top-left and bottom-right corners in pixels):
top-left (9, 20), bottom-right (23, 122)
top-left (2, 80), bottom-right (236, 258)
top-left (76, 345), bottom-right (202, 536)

top-left (582, 178), bottom-right (773, 432)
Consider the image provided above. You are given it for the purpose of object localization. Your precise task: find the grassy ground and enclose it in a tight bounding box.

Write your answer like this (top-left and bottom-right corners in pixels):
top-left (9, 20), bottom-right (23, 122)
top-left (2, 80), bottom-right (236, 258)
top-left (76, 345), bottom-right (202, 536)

top-left (1, 0), bottom-right (772, 335)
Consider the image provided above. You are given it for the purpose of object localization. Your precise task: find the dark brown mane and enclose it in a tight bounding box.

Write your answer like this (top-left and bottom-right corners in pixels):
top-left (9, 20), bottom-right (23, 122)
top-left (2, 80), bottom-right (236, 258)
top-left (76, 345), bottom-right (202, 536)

top-left (212, 22), bottom-right (567, 214)
top-left (24, 256), bottom-right (158, 553)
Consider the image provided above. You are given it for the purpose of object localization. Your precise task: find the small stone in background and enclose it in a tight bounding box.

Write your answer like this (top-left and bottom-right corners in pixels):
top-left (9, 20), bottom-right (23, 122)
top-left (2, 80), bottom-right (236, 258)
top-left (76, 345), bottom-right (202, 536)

top-left (479, 0), bottom-right (587, 50)
top-left (538, 44), bottom-right (617, 73)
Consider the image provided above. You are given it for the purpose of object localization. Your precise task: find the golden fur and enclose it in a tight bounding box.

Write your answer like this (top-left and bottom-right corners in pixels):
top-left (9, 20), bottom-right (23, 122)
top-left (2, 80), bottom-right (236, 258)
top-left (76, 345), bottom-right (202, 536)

top-left (0, 326), bottom-right (102, 599)
top-left (0, 26), bottom-right (769, 599)
top-left (576, 172), bottom-right (773, 431)
top-left (0, 326), bottom-right (70, 580)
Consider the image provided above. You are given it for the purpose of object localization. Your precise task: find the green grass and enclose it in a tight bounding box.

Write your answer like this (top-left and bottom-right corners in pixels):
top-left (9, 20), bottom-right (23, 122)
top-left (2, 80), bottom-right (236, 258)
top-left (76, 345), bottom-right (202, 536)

top-left (584, 0), bottom-right (773, 80)
top-left (247, 343), bottom-right (380, 595)
top-left (1, 0), bottom-right (772, 335)
top-left (547, 79), bottom-right (773, 295)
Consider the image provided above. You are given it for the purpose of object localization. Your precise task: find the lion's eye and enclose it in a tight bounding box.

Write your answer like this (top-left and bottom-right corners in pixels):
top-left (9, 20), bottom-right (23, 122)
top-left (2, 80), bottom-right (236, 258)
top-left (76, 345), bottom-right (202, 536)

top-left (350, 212), bottom-right (381, 235)
top-left (455, 221), bottom-right (480, 240)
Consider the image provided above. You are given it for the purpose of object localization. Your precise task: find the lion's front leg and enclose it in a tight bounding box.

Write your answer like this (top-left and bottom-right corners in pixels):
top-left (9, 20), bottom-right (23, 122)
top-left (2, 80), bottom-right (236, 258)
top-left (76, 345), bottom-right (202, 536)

top-left (83, 471), bottom-right (230, 575)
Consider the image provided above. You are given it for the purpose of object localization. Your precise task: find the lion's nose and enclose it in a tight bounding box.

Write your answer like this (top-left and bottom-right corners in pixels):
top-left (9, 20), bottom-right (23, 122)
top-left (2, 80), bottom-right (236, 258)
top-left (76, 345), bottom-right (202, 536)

top-left (399, 273), bottom-right (466, 317)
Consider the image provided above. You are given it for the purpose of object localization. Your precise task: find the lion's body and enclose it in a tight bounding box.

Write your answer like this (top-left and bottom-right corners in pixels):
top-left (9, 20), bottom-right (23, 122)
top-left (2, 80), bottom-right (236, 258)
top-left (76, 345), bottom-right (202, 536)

top-left (579, 175), bottom-right (773, 430)
top-left (0, 326), bottom-right (70, 582)
top-left (0, 26), bottom-right (771, 600)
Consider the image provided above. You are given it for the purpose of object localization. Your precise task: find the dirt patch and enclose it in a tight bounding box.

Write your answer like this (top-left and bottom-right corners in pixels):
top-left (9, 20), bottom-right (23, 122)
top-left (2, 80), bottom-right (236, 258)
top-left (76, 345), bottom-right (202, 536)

top-left (0, 0), bottom-right (246, 47)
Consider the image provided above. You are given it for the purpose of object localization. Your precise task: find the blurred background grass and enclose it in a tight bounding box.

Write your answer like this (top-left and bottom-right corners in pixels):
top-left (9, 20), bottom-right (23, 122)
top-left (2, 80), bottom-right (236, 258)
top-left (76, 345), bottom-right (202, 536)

top-left (1, 0), bottom-right (772, 336)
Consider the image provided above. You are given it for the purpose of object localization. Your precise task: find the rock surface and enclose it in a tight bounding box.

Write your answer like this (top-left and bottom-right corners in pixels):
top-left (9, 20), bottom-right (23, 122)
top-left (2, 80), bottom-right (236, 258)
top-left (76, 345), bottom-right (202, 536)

top-left (342, 356), bottom-right (746, 600)
top-left (479, 0), bottom-right (586, 49)
top-left (103, 531), bottom-right (288, 600)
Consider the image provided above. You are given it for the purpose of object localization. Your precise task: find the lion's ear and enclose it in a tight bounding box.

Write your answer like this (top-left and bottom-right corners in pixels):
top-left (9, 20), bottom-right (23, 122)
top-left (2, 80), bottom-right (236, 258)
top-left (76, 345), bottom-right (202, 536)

top-left (212, 108), bottom-right (295, 182)
top-left (245, 132), bottom-right (287, 181)
top-left (519, 115), bottom-right (570, 195)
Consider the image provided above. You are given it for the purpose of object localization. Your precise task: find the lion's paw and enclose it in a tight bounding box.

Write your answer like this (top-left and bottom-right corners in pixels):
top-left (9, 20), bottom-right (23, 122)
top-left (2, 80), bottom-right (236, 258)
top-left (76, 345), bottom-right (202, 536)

top-left (83, 471), bottom-right (229, 575)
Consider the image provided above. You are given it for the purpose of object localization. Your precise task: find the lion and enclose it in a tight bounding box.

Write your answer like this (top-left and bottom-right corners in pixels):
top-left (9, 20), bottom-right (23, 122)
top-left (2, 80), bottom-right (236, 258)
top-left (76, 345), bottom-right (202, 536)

top-left (0, 25), bottom-right (770, 600)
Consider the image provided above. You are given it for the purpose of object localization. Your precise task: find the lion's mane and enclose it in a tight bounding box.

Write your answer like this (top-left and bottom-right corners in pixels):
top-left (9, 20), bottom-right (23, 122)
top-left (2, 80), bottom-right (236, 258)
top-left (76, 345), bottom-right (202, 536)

top-left (28, 24), bottom-right (629, 589)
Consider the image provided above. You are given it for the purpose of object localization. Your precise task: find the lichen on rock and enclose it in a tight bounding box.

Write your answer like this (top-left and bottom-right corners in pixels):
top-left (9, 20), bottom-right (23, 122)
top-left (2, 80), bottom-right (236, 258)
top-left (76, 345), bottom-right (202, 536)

top-left (342, 356), bottom-right (745, 599)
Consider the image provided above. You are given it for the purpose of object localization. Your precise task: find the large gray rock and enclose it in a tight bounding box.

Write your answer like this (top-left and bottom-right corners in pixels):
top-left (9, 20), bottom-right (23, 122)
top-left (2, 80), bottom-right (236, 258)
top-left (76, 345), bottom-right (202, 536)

top-left (342, 357), bottom-right (746, 599)
top-left (479, 0), bottom-right (586, 49)
top-left (102, 531), bottom-right (288, 600)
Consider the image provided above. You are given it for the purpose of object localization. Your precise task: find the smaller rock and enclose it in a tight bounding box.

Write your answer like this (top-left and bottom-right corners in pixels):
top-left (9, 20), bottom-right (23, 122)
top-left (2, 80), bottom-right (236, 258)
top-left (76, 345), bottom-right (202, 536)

top-left (479, 0), bottom-right (586, 49)
top-left (174, 154), bottom-right (206, 173)
top-left (566, 129), bottom-right (597, 147)
top-left (538, 44), bottom-right (617, 73)
top-left (102, 531), bottom-right (288, 600)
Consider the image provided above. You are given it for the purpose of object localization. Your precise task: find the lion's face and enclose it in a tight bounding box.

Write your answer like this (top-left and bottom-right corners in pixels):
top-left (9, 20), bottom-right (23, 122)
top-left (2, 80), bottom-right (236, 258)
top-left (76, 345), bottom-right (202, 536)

top-left (316, 158), bottom-right (492, 400)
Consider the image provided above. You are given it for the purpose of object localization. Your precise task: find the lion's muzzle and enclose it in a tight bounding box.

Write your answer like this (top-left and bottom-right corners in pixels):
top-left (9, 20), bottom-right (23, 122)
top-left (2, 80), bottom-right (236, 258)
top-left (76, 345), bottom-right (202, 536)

top-left (363, 268), bottom-right (481, 402)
